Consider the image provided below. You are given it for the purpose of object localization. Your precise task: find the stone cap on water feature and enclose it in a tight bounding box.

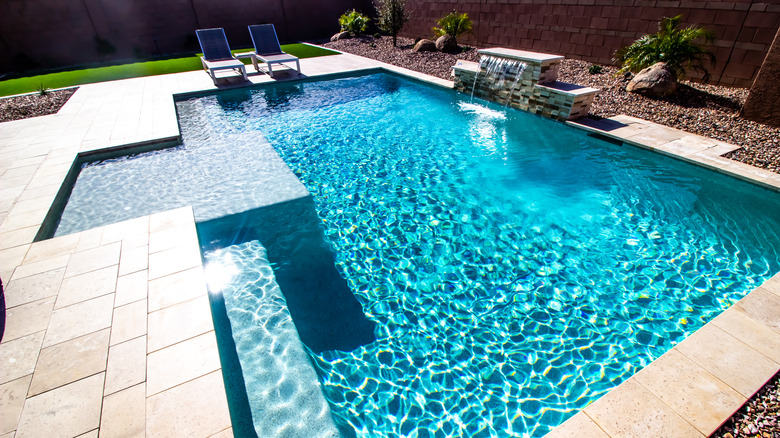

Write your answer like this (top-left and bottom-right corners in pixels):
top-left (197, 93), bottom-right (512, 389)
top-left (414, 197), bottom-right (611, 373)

top-left (478, 48), bottom-right (564, 65)
top-left (537, 81), bottom-right (600, 97)
top-left (451, 60), bottom-right (480, 73)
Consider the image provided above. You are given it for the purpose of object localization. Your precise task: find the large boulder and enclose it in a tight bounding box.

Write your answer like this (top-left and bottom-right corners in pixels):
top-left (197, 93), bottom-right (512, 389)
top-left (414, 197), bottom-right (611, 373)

top-left (330, 31), bottom-right (351, 42)
top-left (412, 39), bottom-right (437, 52)
top-left (435, 35), bottom-right (458, 53)
top-left (626, 62), bottom-right (677, 97)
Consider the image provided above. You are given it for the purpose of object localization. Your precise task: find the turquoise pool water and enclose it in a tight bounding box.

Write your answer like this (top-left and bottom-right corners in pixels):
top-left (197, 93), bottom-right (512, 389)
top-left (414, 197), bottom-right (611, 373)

top-left (56, 73), bottom-right (780, 437)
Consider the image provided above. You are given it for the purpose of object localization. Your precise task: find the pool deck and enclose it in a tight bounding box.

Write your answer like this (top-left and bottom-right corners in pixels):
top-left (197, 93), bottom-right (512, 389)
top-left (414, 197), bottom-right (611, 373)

top-left (1, 48), bottom-right (779, 438)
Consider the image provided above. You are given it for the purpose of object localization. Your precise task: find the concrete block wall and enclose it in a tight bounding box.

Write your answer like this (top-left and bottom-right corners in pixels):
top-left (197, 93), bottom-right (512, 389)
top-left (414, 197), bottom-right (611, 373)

top-left (404, 0), bottom-right (780, 87)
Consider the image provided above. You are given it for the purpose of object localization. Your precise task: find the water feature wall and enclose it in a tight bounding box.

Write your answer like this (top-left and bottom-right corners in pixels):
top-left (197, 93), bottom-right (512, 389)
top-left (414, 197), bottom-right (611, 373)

top-left (452, 48), bottom-right (599, 121)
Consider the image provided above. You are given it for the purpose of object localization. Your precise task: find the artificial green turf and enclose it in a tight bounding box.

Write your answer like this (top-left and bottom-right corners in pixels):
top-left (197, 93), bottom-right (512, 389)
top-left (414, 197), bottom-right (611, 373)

top-left (0, 44), bottom-right (338, 97)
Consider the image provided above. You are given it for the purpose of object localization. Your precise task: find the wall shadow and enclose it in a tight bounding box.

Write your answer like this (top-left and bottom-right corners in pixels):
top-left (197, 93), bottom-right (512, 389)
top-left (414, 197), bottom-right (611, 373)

top-left (198, 196), bottom-right (376, 353)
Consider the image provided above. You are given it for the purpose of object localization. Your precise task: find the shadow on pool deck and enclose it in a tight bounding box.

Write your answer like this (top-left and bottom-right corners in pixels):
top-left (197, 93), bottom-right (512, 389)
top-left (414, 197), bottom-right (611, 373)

top-left (197, 195), bottom-right (377, 353)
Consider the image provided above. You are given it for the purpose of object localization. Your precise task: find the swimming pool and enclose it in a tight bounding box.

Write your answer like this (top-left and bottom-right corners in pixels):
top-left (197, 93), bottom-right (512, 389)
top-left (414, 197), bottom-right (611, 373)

top-left (55, 73), bottom-right (780, 437)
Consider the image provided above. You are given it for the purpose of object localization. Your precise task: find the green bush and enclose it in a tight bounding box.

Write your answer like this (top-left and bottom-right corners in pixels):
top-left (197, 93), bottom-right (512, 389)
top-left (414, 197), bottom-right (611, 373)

top-left (375, 0), bottom-right (410, 47)
top-left (588, 64), bottom-right (603, 75)
top-left (433, 11), bottom-right (472, 39)
top-left (614, 15), bottom-right (716, 81)
top-left (339, 10), bottom-right (370, 35)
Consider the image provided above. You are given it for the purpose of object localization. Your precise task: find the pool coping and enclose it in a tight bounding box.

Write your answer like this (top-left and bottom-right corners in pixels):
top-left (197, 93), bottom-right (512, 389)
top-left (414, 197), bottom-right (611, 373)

top-left (0, 50), bottom-right (778, 438)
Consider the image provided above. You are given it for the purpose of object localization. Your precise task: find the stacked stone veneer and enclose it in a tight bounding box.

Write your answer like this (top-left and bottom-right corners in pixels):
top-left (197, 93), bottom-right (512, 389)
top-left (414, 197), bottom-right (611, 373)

top-left (453, 48), bottom-right (598, 121)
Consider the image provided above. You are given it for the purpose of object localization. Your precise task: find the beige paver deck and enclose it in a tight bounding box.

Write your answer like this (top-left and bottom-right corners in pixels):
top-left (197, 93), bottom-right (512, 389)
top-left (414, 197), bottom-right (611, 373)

top-left (1, 47), bottom-right (779, 437)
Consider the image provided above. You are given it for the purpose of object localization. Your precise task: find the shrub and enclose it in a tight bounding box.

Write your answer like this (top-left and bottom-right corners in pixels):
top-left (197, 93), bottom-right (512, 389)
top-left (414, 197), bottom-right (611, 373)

top-left (433, 11), bottom-right (472, 40)
top-left (339, 10), bottom-right (370, 35)
top-left (588, 64), bottom-right (603, 75)
top-left (375, 0), bottom-right (410, 47)
top-left (614, 15), bottom-right (716, 82)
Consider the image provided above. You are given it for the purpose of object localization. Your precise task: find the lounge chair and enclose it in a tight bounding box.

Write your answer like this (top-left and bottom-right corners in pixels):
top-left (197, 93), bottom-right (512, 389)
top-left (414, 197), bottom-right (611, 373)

top-left (196, 28), bottom-right (248, 85)
top-left (246, 24), bottom-right (301, 77)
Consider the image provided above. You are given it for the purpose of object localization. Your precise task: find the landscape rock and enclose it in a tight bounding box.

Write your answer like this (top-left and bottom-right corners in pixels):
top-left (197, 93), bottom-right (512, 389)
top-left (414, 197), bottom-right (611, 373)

top-left (435, 35), bottom-right (458, 53)
top-left (626, 62), bottom-right (677, 98)
top-left (412, 39), bottom-right (436, 52)
top-left (330, 31), bottom-right (351, 42)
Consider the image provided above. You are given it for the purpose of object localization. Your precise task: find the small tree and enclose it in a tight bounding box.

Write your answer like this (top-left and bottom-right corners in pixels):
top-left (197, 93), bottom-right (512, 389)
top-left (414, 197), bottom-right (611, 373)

top-left (433, 11), bottom-right (472, 45)
top-left (375, 0), bottom-right (410, 47)
top-left (338, 10), bottom-right (370, 36)
top-left (614, 15), bottom-right (716, 82)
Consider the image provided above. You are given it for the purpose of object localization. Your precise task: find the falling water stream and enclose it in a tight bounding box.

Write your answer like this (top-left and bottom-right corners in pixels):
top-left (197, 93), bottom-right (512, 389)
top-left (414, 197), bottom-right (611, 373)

top-left (504, 62), bottom-right (528, 107)
top-left (469, 55), bottom-right (528, 106)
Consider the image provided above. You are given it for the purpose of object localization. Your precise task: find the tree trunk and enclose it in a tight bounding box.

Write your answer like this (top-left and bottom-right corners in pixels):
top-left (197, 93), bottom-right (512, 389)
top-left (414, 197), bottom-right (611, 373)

top-left (740, 26), bottom-right (780, 127)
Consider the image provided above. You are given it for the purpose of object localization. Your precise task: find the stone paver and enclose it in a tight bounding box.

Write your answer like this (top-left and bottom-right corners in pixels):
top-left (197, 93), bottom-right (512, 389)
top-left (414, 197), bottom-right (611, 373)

top-left (2, 297), bottom-right (55, 342)
top-left (43, 294), bottom-right (114, 348)
top-left (109, 299), bottom-right (147, 346)
top-left (55, 265), bottom-right (117, 309)
top-left (732, 287), bottom-right (780, 332)
top-left (15, 373), bottom-right (104, 438)
top-left (28, 329), bottom-right (110, 396)
top-left (0, 375), bottom-right (31, 435)
top-left (584, 378), bottom-right (704, 438)
top-left (1, 49), bottom-right (780, 438)
top-left (0, 331), bottom-right (44, 384)
top-left (147, 242), bottom-right (202, 280)
top-left (3, 268), bottom-right (64, 308)
top-left (674, 323), bottom-right (780, 398)
top-left (118, 245), bottom-right (148, 276)
top-left (146, 371), bottom-right (231, 437)
top-left (146, 331), bottom-right (221, 396)
top-left (100, 383), bottom-right (145, 438)
top-left (64, 242), bottom-right (121, 278)
top-left (114, 270), bottom-right (148, 307)
top-left (10, 254), bottom-right (69, 281)
top-left (147, 266), bottom-right (208, 311)
top-left (632, 349), bottom-right (745, 435)
top-left (712, 305), bottom-right (780, 364)
top-left (147, 295), bottom-right (213, 353)
top-left (104, 336), bottom-right (146, 396)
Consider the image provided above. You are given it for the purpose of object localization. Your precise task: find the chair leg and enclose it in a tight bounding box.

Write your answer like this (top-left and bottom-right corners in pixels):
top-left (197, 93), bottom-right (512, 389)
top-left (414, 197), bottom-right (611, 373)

top-left (295, 60), bottom-right (301, 75)
top-left (267, 62), bottom-right (275, 78)
top-left (239, 65), bottom-right (248, 81)
top-left (251, 55), bottom-right (259, 72)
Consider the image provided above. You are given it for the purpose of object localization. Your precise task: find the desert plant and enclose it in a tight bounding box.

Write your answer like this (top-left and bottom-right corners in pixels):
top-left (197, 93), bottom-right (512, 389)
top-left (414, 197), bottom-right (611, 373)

top-left (375, 0), bottom-right (410, 47)
top-left (433, 11), bottom-right (472, 42)
top-left (614, 15), bottom-right (716, 82)
top-left (37, 83), bottom-right (50, 96)
top-left (339, 10), bottom-right (370, 35)
top-left (588, 64), bottom-right (603, 75)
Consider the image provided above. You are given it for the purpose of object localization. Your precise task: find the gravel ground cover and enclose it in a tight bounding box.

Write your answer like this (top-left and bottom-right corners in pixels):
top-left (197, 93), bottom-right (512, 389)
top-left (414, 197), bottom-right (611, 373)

top-left (0, 88), bottom-right (77, 122)
top-left (324, 35), bottom-right (780, 174)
